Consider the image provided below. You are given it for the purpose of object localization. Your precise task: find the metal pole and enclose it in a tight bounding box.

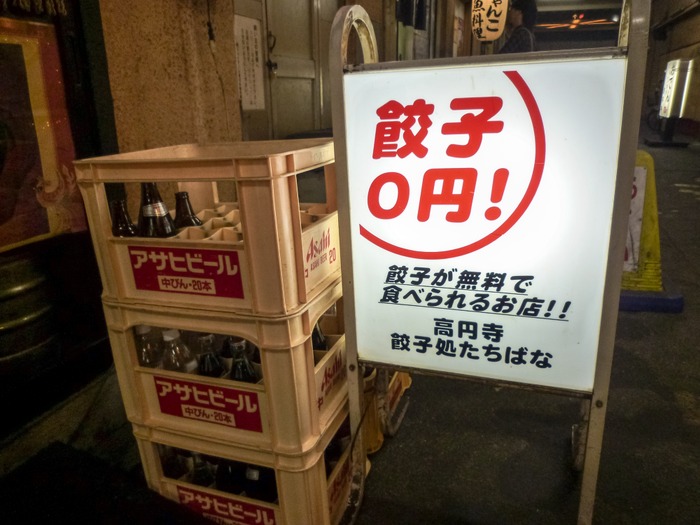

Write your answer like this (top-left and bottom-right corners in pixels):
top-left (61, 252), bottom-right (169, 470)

top-left (329, 5), bottom-right (379, 517)
top-left (577, 1), bottom-right (651, 523)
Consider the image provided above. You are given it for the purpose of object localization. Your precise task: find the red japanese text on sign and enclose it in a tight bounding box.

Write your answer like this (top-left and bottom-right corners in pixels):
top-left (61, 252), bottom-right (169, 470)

top-left (154, 376), bottom-right (262, 432)
top-left (360, 71), bottom-right (545, 259)
top-left (128, 246), bottom-right (244, 298)
top-left (371, 96), bottom-right (505, 160)
top-left (178, 486), bottom-right (276, 525)
top-left (372, 99), bottom-right (435, 158)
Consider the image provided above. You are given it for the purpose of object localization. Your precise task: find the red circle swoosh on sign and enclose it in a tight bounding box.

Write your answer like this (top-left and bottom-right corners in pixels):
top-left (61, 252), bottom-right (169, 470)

top-left (359, 70), bottom-right (546, 260)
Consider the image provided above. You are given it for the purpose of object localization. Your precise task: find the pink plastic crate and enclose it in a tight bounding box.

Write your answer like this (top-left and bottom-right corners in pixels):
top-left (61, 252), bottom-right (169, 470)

top-left (134, 407), bottom-right (361, 525)
top-left (103, 281), bottom-right (348, 455)
top-left (75, 139), bottom-right (340, 316)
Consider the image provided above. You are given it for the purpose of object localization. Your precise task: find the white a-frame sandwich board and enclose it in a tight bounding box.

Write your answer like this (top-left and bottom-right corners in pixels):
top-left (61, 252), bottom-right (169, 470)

top-left (330, 2), bottom-right (651, 523)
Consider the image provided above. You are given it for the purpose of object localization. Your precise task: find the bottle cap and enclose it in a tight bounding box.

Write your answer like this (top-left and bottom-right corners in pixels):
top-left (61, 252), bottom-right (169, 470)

top-left (197, 334), bottom-right (215, 351)
top-left (162, 329), bottom-right (181, 341)
top-left (135, 325), bottom-right (151, 335)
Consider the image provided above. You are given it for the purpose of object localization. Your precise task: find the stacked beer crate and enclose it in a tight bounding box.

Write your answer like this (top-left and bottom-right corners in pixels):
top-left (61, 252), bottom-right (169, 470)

top-left (75, 139), bottom-right (363, 525)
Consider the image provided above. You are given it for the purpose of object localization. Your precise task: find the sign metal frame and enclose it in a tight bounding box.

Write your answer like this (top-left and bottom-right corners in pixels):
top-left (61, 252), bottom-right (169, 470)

top-left (330, 2), bottom-right (651, 523)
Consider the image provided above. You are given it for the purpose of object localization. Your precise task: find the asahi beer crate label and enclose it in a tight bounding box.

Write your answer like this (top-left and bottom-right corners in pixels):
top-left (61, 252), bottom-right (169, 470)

top-left (177, 485), bottom-right (279, 525)
top-left (129, 245), bottom-right (244, 299)
top-left (153, 375), bottom-right (263, 433)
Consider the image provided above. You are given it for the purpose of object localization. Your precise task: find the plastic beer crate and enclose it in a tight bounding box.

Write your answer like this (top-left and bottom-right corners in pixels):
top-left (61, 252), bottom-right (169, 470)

top-left (74, 139), bottom-right (341, 316)
top-left (133, 408), bottom-right (363, 525)
top-left (102, 281), bottom-right (348, 456)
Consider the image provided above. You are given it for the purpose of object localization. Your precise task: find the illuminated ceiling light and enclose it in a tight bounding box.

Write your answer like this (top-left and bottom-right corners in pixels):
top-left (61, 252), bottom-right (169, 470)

top-left (538, 11), bottom-right (618, 31)
top-left (569, 12), bottom-right (583, 29)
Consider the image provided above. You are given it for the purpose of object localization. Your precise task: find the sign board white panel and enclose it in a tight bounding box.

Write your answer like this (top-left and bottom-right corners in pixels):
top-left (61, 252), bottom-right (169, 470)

top-left (342, 57), bottom-right (627, 393)
top-left (234, 15), bottom-right (265, 111)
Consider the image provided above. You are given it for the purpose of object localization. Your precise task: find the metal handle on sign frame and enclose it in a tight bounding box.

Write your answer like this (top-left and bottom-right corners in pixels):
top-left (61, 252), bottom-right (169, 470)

top-left (332, 5), bottom-right (378, 71)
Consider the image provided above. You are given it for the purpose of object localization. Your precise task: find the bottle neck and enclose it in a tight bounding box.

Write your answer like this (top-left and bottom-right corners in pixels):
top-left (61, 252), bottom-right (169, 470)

top-left (141, 182), bottom-right (162, 204)
top-left (197, 337), bottom-right (215, 355)
top-left (176, 192), bottom-right (195, 212)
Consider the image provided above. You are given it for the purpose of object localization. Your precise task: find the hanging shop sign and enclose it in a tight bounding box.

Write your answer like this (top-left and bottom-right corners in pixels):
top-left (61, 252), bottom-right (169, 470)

top-left (471, 0), bottom-right (509, 42)
top-left (341, 56), bottom-right (627, 393)
top-left (234, 15), bottom-right (266, 111)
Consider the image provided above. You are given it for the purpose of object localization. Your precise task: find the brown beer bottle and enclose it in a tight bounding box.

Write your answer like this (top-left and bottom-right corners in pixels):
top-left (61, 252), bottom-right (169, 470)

top-left (215, 459), bottom-right (247, 494)
top-left (110, 199), bottom-right (137, 237)
top-left (137, 182), bottom-right (177, 237)
top-left (196, 334), bottom-right (225, 378)
top-left (134, 325), bottom-right (163, 368)
top-left (225, 336), bottom-right (258, 383)
top-left (312, 322), bottom-right (327, 350)
top-left (161, 329), bottom-right (198, 373)
top-left (174, 191), bottom-right (203, 228)
top-left (243, 464), bottom-right (278, 502)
